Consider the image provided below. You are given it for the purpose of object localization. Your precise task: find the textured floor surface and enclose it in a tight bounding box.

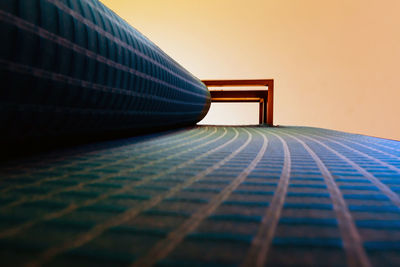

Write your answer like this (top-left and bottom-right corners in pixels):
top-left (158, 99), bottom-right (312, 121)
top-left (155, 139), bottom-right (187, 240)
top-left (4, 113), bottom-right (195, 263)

top-left (0, 126), bottom-right (400, 267)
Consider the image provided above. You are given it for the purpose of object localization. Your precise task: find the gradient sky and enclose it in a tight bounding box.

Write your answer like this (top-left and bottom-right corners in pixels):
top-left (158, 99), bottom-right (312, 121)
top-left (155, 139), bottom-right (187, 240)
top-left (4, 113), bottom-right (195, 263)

top-left (101, 0), bottom-right (400, 140)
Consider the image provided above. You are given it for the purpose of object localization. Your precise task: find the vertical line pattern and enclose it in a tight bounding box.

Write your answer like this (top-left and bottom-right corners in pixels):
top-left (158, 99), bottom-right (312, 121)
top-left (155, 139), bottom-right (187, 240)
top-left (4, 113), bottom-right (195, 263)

top-left (281, 131), bottom-right (371, 267)
top-left (241, 129), bottom-right (291, 267)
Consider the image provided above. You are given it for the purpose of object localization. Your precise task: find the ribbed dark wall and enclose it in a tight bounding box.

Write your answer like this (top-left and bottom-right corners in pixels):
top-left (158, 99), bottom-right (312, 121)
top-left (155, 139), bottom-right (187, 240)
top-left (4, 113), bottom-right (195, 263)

top-left (0, 0), bottom-right (210, 142)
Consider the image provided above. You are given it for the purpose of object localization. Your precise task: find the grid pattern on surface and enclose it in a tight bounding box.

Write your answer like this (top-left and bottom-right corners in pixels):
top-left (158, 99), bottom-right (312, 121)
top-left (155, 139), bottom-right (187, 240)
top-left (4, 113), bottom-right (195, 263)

top-left (0, 126), bottom-right (400, 267)
top-left (0, 0), bottom-right (210, 141)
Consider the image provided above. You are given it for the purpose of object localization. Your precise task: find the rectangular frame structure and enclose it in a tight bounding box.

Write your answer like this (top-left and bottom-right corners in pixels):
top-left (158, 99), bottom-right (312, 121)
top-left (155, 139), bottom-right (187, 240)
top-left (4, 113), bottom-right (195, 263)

top-left (202, 79), bottom-right (274, 126)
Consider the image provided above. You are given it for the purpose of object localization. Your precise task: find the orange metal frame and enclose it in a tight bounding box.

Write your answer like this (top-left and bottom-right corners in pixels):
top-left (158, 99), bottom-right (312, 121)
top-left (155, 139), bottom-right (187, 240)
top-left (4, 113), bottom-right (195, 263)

top-left (202, 79), bottom-right (274, 126)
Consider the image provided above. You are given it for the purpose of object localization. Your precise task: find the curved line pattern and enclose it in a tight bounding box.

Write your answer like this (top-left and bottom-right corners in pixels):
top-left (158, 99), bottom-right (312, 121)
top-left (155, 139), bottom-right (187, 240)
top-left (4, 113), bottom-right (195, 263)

top-left (0, 127), bottom-right (220, 214)
top-left (242, 128), bottom-right (291, 267)
top-left (0, 11), bottom-right (206, 101)
top-left (132, 128), bottom-right (268, 267)
top-left (309, 128), bottom-right (400, 153)
top-left (281, 130), bottom-right (371, 267)
top-left (0, 127), bottom-right (210, 195)
top-left (290, 130), bottom-right (400, 209)
top-left (48, 0), bottom-right (207, 93)
top-left (0, 0), bottom-right (210, 140)
top-left (310, 130), bottom-right (400, 162)
top-left (0, 127), bottom-right (224, 241)
top-left (0, 126), bottom-right (197, 176)
top-left (28, 127), bottom-right (243, 266)
top-left (0, 127), bottom-right (400, 266)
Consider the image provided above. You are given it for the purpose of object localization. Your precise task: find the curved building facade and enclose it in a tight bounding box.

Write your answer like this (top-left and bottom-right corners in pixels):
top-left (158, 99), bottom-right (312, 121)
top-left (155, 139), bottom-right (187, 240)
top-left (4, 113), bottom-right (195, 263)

top-left (0, 0), bottom-right (210, 141)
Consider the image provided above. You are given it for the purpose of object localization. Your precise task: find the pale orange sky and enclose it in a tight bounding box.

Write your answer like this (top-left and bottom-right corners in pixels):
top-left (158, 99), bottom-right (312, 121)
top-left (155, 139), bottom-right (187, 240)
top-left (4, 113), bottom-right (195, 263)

top-left (101, 0), bottom-right (400, 140)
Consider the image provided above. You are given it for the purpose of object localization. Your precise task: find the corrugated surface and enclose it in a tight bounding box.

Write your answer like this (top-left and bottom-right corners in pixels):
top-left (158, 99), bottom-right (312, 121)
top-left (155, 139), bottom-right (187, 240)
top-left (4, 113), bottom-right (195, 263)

top-left (0, 0), bottom-right (210, 141)
top-left (0, 126), bottom-right (399, 266)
